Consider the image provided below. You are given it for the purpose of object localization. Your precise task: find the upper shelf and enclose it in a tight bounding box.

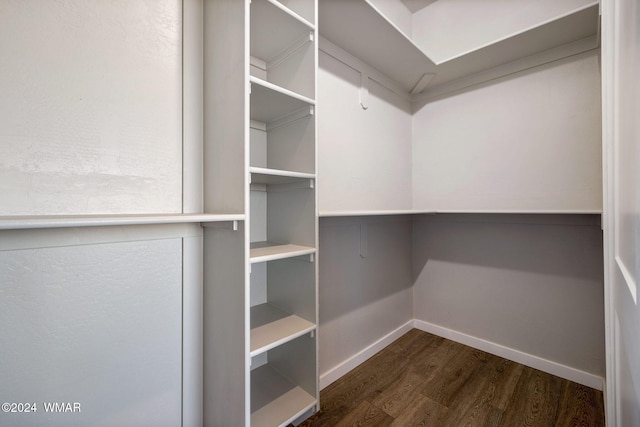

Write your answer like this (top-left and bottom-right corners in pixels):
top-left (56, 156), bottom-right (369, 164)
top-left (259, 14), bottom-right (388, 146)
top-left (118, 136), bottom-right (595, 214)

top-left (318, 0), bottom-right (435, 93)
top-left (427, 3), bottom-right (600, 89)
top-left (0, 213), bottom-right (245, 230)
top-left (318, 0), bottom-right (600, 94)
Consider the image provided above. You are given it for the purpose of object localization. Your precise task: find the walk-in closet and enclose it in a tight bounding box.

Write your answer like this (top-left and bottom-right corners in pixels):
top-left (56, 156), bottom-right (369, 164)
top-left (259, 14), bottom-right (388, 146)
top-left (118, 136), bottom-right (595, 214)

top-left (1, 0), bottom-right (638, 426)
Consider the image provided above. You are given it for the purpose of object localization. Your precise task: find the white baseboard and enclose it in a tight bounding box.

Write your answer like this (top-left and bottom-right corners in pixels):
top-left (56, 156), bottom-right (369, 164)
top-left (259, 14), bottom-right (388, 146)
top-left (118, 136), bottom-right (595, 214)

top-left (413, 319), bottom-right (604, 391)
top-left (319, 320), bottom-right (414, 390)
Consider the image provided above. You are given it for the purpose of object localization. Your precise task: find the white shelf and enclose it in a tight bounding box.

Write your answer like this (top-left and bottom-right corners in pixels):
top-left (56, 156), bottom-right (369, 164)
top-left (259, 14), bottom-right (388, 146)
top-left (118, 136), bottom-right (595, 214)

top-left (251, 364), bottom-right (317, 427)
top-left (250, 242), bottom-right (316, 263)
top-left (428, 3), bottom-right (600, 88)
top-left (318, 0), bottom-right (435, 93)
top-left (250, 167), bottom-right (315, 185)
top-left (0, 213), bottom-right (245, 230)
top-left (250, 77), bottom-right (315, 124)
top-left (318, 0), bottom-right (599, 93)
top-left (318, 209), bottom-right (602, 217)
top-left (319, 209), bottom-right (431, 217)
top-left (251, 0), bottom-right (314, 64)
top-left (250, 303), bottom-right (315, 357)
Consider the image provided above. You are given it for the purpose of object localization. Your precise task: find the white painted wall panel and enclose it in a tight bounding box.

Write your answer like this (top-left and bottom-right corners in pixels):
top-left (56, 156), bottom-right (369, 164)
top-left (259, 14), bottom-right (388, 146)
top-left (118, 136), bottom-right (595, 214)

top-left (412, 52), bottom-right (602, 212)
top-left (318, 217), bottom-right (413, 377)
top-left (412, 214), bottom-right (605, 378)
top-left (0, 0), bottom-right (183, 215)
top-left (412, 0), bottom-right (595, 63)
top-left (0, 238), bottom-right (183, 426)
top-left (318, 52), bottom-right (412, 214)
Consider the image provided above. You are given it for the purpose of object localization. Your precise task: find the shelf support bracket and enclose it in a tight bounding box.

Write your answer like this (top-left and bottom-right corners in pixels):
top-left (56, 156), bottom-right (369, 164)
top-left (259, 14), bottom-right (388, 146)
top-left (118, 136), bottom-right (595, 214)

top-left (410, 72), bottom-right (436, 95)
top-left (359, 73), bottom-right (369, 110)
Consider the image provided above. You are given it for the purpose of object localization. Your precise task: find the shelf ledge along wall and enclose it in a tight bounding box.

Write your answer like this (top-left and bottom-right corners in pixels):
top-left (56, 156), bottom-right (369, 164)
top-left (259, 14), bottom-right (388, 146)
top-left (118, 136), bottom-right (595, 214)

top-left (205, 0), bottom-right (320, 426)
top-left (316, 0), bottom-right (605, 392)
top-left (0, 1), bottom-right (242, 427)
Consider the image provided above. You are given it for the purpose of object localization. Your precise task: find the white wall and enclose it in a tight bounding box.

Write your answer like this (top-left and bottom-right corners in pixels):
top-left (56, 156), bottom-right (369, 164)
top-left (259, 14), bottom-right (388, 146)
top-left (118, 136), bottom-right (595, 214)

top-left (318, 216), bottom-right (413, 385)
top-left (412, 51), bottom-right (602, 212)
top-left (412, 0), bottom-right (595, 63)
top-left (412, 214), bottom-right (605, 385)
top-left (0, 0), bottom-right (183, 215)
top-left (318, 50), bottom-right (412, 214)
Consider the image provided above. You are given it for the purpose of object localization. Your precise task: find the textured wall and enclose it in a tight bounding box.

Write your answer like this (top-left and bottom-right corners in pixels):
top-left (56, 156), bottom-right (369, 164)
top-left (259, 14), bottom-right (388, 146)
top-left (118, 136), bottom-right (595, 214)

top-left (0, 238), bottom-right (183, 426)
top-left (0, 0), bottom-right (183, 215)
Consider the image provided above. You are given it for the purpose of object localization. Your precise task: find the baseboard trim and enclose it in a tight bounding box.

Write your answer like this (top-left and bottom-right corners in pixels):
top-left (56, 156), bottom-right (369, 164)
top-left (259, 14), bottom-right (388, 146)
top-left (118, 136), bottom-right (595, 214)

top-left (413, 319), bottom-right (604, 391)
top-left (319, 320), bottom-right (414, 390)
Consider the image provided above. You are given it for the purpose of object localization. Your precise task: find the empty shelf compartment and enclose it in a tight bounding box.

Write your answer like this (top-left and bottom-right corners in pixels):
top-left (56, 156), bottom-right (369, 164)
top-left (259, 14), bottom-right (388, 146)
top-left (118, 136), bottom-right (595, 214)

top-left (251, 364), bottom-right (316, 427)
top-left (250, 303), bottom-right (316, 356)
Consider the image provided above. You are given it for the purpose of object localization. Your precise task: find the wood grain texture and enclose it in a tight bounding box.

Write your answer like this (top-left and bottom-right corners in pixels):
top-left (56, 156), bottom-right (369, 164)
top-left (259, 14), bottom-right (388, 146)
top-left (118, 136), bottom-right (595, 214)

top-left (299, 329), bottom-right (604, 427)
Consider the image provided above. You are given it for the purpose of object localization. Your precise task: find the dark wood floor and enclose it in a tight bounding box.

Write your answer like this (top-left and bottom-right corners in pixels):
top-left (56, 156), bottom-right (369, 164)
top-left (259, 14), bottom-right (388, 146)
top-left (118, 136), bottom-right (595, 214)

top-left (299, 329), bottom-right (604, 427)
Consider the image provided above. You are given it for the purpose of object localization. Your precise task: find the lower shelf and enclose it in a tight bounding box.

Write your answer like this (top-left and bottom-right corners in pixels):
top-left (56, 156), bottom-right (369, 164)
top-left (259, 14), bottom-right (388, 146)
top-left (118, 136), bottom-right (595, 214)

top-left (250, 241), bottom-right (316, 263)
top-left (251, 364), bottom-right (317, 427)
top-left (250, 303), bottom-right (316, 357)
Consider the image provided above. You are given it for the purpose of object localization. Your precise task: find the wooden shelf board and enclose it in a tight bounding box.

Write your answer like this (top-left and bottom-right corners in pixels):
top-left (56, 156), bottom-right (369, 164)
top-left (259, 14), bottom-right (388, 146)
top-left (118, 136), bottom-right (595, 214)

top-left (250, 303), bottom-right (316, 357)
top-left (251, 364), bottom-right (317, 427)
top-left (0, 213), bottom-right (245, 230)
top-left (250, 242), bottom-right (316, 263)
top-left (250, 167), bottom-right (315, 185)
top-left (251, 0), bottom-right (314, 63)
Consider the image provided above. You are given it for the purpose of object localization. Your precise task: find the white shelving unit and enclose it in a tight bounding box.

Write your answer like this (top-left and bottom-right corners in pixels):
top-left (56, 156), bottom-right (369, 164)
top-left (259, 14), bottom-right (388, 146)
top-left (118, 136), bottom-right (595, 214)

top-left (206, 0), bottom-right (319, 425)
top-left (318, 0), bottom-right (600, 94)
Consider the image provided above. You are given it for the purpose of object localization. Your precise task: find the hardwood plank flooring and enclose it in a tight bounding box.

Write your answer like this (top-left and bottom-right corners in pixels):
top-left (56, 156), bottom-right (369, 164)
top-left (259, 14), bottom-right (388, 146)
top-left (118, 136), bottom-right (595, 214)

top-left (298, 329), bottom-right (604, 427)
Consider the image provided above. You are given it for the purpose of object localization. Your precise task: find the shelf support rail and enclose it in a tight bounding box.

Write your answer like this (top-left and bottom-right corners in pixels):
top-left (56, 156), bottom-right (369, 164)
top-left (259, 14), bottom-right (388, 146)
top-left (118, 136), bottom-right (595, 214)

top-left (267, 105), bottom-right (314, 131)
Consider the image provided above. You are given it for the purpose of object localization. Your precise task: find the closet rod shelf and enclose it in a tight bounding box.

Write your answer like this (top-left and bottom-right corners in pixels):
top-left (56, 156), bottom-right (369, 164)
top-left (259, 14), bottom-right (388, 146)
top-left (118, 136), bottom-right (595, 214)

top-left (250, 303), bottom-right (315, 357)
top-left (318, 209), bottom-right (603, 217)
top-left (318, 0), bottom-right (599, 94)
top-left (0, 213), bottom-right (245, 230)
